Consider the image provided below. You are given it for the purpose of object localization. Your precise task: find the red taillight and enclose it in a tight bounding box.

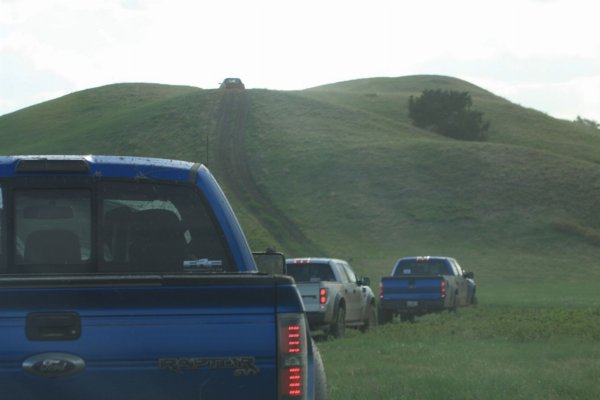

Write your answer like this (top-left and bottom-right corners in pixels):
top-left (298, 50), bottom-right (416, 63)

top-left (319, 288), bottom-right (327, 304)
top-left (379, 281), bottom-right (384, 299)
top-left (441, 280), bottom-right (447, 298)
top-left (288, 325), bottom-right (301, 353)
top-left (278, 314), bottom-right (307, 399)
top-left (286, 367), bottom-right (302, 396)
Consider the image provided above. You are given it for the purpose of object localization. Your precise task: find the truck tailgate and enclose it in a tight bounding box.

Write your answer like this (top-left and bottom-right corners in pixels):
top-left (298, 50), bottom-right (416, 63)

top-left (296, 282), bottom-right (322, 312)
top-left (0, 275), bottom-right (287, 400)
top-left (381, 276), bottom-right (445, 300)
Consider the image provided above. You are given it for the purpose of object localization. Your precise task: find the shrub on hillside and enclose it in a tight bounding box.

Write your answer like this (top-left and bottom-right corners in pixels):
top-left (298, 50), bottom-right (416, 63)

top-left (408, 89), bottom-right (490, 141)
top-left (574, 116), bottom-right (599, 131)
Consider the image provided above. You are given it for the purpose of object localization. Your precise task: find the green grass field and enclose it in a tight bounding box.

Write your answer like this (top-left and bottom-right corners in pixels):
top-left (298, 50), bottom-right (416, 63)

top-left (317, 278), bottom-right (600, 399)
top-left (1, 75), bottom-right (599, 399)
top-left (320, 305), bottom-right (600, 400)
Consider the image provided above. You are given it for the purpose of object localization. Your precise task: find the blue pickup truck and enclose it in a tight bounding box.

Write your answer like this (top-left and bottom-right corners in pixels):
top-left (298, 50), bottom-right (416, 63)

top-left (378, 256), bottom-right (476, 323)
top-left (0, 155), bottom-right (326, 400)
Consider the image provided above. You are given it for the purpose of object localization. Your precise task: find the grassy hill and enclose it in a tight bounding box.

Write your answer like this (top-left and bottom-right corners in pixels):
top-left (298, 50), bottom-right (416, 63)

top-left (2, 76), bottom-right (600, 298)
top-left (2, 76), bottom-right (600, 399)
top-left (244, 78), bottom-right (600, 291)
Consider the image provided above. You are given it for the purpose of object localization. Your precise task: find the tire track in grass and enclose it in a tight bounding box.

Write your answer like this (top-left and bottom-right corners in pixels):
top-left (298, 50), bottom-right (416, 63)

top-left (212, 90), bottom-right (322, 255)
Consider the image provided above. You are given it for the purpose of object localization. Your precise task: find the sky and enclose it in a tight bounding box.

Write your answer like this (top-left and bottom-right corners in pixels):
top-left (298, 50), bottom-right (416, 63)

top-left (1, 0), bottom-right (599, 121)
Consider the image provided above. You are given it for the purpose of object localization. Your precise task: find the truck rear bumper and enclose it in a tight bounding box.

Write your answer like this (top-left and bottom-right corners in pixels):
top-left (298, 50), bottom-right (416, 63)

top-left (306, 311), bottom-right (328, 327)
top-left (379, 299), bottom-right (445, 314)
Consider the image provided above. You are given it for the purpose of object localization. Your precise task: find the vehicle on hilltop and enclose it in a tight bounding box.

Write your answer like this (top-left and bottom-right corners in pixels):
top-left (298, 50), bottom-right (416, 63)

top-left (220, 77), bottom-right (245, 89)
top-left (0, 155), bottom-right (326, 400)
top-left (286, 258), bottom-right (377, 338)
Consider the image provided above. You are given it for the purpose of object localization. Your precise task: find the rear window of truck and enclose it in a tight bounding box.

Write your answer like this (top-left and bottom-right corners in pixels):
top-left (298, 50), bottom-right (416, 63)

top-left (1, 181), bottom-right (234, 274)
top-left (287, 263), bottom-right (336, 282)
top-left (394, 260), bottom-right (451, 276)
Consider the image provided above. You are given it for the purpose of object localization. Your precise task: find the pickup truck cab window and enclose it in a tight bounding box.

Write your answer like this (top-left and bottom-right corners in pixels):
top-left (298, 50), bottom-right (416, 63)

top-left (452, 259), bottom-right (464, 276)
top-left (394, 259), bottom-right (450, 276)
top-left (4, 180), bottom-right (233, 274)
top-left (99, 181), bottom-right (231, 273)
top-left (287, 262), bottom-right (336, 282)
top-left (341, 263), bottom-right (357, 283)
top-left (14, 189), bottom-right (92, 269)
top-left (335, 262), bottom-right (350, 283)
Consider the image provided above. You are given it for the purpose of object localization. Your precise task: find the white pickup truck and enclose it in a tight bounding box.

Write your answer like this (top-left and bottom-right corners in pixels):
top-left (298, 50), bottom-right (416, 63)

top-left (286, 258), bottom-right (377, 338)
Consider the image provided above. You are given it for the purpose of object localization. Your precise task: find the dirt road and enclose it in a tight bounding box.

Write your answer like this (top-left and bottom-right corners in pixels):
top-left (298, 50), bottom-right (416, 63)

top-left (212, 90), bottom-right (322, 255)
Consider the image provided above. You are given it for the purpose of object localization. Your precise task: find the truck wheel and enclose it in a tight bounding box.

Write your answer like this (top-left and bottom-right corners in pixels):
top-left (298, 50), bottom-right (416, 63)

top-left (449, 295), bottom-right (458, 313)
top-left (312, 339), bottom-right (328, 400)
top-left (330, 306), bottom-right (346, 338)
top-left (378, 307), bottom-right (393, 325)
top-left (360, 303), bottom-right (377, 332)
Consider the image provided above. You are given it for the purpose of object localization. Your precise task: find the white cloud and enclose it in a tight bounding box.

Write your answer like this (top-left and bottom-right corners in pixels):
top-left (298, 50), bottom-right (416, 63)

top-left (471, 74), bottom-right (600, 121)
top-left (1, 0), bottom-right (599, 120)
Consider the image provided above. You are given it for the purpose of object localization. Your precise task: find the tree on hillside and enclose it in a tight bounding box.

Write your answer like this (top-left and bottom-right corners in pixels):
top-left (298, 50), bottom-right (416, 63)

top-left (574, 116), bottom-right (599, 131)
top-left (408, 89), bottom-right (490, 141)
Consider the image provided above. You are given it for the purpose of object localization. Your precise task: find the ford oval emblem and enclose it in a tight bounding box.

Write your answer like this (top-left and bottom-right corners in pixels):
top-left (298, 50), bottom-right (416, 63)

top-left (22, 353), bottom-right (85, 378)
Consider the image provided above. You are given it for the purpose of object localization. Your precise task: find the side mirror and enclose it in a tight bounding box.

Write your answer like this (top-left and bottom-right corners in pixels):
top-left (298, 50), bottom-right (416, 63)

top-left (464, 271), bottom-right (474, 279)
top-left (358, 277), bottom-right (371, 286)
top-left (253, 251), bottom-right (286, 275)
